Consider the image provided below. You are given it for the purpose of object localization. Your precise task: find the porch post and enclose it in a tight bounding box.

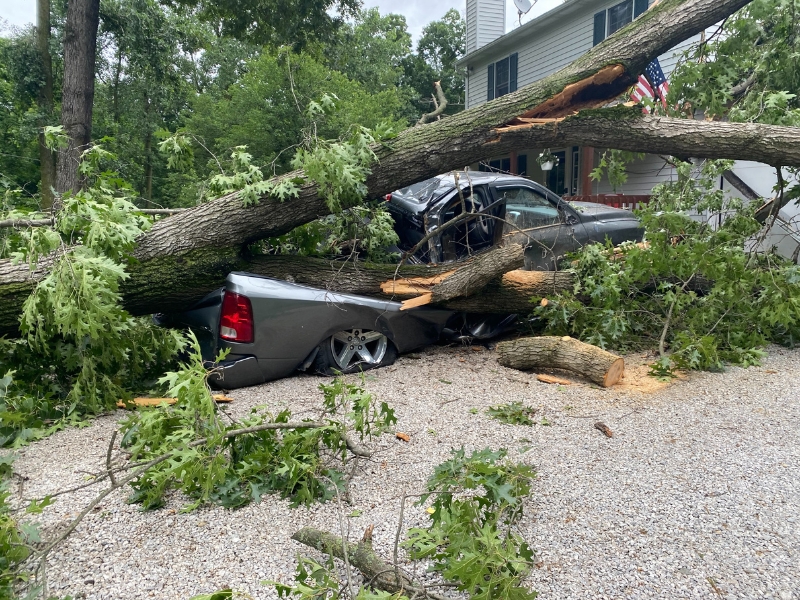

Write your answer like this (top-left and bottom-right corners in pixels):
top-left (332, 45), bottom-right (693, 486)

top-left (580, 147), bottom-right (594, 195)
top-left (509, 150), bottom-right (518, 174)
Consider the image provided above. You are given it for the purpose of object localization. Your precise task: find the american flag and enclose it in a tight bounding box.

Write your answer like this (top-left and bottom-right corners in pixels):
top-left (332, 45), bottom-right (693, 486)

top-left (630, 58), bottom-right (670, 112)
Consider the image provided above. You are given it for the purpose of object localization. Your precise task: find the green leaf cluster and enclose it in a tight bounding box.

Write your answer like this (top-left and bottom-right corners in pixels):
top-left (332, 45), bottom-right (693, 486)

top-left (0, 146), bottom-right (184, 447)
top-left (537, 160), bottom-right (800, 371)
top-left (485, 402), bottom-right (538, 426)
top-left (121, 341), bottom-right (393, 511)
top-left (669, 0), bottom-right (800, 125)
top-left (405, 448), bottom-right (538, 600)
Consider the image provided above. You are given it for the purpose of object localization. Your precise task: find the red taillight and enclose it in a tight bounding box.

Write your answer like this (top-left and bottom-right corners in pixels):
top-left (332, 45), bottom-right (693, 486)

top-left (384, 193), bottom-right (392, 202)
top-left (219, 291), bottom-right (254, 343)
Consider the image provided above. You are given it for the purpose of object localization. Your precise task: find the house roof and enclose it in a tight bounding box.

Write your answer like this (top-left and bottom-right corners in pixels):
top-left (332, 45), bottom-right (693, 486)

top-left (456, 0), bottom-right (599, 67)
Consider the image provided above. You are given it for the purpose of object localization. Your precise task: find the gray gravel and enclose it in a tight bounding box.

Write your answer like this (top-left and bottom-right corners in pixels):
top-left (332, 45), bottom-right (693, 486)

top-left (5, 344), bottom-right (800, 600)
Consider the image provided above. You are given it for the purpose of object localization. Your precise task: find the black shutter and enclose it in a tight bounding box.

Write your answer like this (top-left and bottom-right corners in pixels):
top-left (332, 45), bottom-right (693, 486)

top-left (509, 53), bottom-right (518, 93)
top-left (487, 63), bottom-right (495, 101)
top-left (593, 11), bottom-right (606, 46)
top-left (634, 0), bottom-right (648, 18)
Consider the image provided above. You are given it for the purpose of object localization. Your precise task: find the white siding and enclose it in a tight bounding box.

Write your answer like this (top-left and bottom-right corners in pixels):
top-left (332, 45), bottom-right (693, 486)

top-left (476, 0), bottom-right (506, 49)
top-left (466, 0), bottom-right (478, 54)
top-left (591, 153), bottom-right (678, 196)
top-left (515, 18), bottom-right (593, 88)
top-left (466, 0), bottom-right (505, 54)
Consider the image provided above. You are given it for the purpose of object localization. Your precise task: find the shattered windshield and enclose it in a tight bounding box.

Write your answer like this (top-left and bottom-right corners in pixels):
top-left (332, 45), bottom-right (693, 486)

top-left (394, 177), bottom-right (455, 204)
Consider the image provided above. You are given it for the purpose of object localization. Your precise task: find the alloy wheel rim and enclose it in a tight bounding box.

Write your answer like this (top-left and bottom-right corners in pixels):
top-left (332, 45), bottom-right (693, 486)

top-left (330, 329), bottom-right (388, 370)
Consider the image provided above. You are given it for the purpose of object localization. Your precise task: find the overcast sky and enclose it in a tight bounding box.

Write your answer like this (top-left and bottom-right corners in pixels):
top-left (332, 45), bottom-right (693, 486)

top-left (1, 0), bottom-right (564, 44)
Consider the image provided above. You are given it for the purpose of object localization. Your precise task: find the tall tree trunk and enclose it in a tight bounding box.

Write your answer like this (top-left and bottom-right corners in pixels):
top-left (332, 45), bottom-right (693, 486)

top-left (55, 0), bottom-right (101, 200)
top-left (113, 46), bottom-right (122, 124)
top-left (36, 0), bottom-right (56, 211)
top-left (143, 93), bottom-right (153, 207)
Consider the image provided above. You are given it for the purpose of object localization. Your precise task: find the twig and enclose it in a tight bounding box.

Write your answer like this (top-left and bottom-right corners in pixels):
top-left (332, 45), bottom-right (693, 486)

top-left (659, 273), bottom-right (695, 359)
top-left (0, 217), bottom-right (55, 228)
top-left (345, 435), bottom-right (372, 457)
top-left (325, 475), bottom-right (356, 600)
top-left (398, 199), bottom-right (503, 266)
top-left (105, 430), bottom-right (118, 487)
top-left (393, 492), bottom-right (407, 586)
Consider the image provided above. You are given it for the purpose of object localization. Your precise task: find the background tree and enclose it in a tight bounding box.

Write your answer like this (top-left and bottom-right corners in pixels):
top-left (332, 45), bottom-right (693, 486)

top-left (325, 9), bottom-right (412, 94)
top-left (36, 0), bottom-right (56, 209)
top-left (0, 30), bottom-right (47, 200)
top-left (165, 0), bottom-right (361, 49)
top-left (403, 9), bottom-right (466, 117)
top-left (185, 49), bottom-right (409, 180)
top-left (93, 0), bottom-right (194, 207)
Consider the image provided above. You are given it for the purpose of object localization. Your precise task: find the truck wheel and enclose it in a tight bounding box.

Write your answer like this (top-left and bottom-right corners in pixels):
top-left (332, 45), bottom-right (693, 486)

top-left (314, 328), bottom-right (397, 375)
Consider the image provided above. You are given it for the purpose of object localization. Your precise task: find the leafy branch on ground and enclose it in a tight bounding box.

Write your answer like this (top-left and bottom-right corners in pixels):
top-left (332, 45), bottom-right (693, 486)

top-left (121, 338), bottom-right (395, 510)
top-left (275, 447), bottom-right (538, 600)
top-left (2, 340), bottom-right (395, 598)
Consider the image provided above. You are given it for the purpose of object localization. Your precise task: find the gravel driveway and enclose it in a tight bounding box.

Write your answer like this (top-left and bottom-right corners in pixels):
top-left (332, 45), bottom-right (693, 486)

top-left (6, 344), bottom-right (799, 600)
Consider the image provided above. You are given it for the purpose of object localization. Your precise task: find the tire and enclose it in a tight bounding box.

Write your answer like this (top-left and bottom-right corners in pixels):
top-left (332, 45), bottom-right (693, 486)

top-left (314, 328), bottom-right (397, 375)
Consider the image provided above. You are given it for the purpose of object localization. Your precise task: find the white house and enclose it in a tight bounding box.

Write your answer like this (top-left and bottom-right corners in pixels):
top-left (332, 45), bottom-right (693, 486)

top-left (455, 0), bottom-right (800, 260)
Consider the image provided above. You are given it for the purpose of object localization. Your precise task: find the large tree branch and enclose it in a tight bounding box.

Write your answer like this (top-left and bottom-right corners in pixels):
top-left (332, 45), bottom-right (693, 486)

top-left (0, 0), bottom-right (783, 334)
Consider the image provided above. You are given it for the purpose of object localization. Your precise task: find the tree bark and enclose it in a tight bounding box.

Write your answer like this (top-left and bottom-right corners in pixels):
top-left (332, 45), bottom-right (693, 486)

top-left (36, 0), bottom-right (56, 211)
top-left (291, 526), bottom-right (431, 598)
top-left (55, 0), bottom-right (101, 198)
top-left (497, 336), bottom-right (625, 388)
top-left (1, 0), bottom-right (794, 332)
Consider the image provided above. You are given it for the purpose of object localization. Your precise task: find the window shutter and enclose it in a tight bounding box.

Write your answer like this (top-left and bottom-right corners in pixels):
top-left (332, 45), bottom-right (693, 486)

top-left (634, 0), bottom-right (648, 17)
top-left (509, 53), bottom-right (518, 93)
top-left (487, 63), bottom-right (495, 101)
top-left (593, 11), bottom-right (606, 46)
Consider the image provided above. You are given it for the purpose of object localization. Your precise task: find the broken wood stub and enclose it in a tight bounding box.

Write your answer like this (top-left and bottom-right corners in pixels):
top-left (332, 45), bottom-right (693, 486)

top-left (497, 336), bottom-right (624, 388)
top-left (537, 374), bottom-right (572, 385)
top-left (595, 422), bottom-right (614, 438)
top-left (401, 243), bottom-right (525, 309)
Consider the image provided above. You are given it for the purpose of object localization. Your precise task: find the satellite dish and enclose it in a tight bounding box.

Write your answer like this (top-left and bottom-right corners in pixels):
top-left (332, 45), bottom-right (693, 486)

top-left (514, 0), bottom-right (532, 13)
top-left (513, 0), bottom-right (535, 24)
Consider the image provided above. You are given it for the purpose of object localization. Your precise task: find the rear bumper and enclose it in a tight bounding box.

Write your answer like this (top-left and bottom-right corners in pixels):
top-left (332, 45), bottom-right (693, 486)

top-left (207, 356), bottom-right (265, 390)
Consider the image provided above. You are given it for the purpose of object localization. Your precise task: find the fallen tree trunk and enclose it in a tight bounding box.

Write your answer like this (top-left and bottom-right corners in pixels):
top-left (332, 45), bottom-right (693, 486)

top-left (0, 0), bottom-right (786, 334)
top-left (497, 336), bottom-right (625, 388)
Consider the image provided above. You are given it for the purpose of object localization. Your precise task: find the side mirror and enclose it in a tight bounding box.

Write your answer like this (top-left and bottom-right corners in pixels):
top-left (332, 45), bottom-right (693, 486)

top-left (564, 213), bottom-right (579, 226)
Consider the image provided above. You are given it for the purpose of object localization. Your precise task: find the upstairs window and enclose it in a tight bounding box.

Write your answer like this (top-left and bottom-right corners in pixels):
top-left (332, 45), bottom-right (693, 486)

top-left (487, 53), bottom-right (518, 101)
top-left (594, 0), bottom-right (648, 45)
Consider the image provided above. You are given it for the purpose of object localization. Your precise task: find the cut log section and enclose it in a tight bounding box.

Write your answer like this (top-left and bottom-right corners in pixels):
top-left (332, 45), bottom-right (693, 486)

top-left (497, 336), bottom-right (624, 388)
